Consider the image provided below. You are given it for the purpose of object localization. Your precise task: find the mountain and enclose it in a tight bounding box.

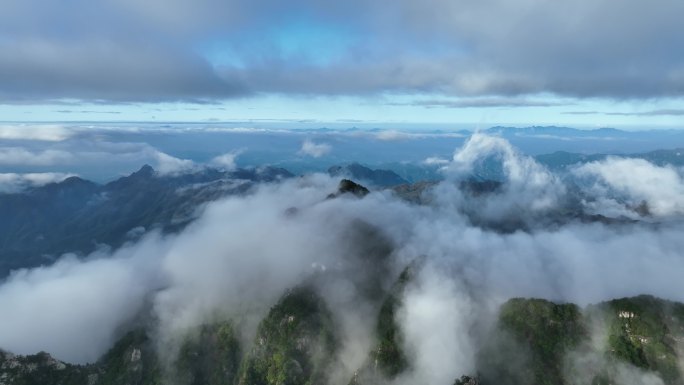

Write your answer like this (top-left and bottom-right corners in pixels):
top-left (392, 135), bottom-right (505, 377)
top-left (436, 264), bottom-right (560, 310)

top-left (327, 179), bottom-right (370, 199)
top-left (0, 165), bottom-right (293, 278)
top-left (4, 291), bottom-right (684, 385)
top-left (2, 154), bottom-right (662, 279)
top-left (1, 177), bottom-right (683, 384)
top-left (238, 286), bottom-right (336, 385)
top-left (328, 163), bottom-right (408, 187)
top-left (536, 148), bottom-right (684, 170)
top-left (375, 162), bottom-right (444, 183)
top-left (485, 126), bottom-right (629, 138)
top-left (2, 163), bottom-right (683, 385)
top-left (473, 295), bottom-right (684, 385)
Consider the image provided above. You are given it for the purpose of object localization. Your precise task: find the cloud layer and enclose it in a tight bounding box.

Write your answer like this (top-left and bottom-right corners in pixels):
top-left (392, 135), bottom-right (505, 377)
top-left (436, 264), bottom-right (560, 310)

top-left (1, 0), bottom-right (683, 102)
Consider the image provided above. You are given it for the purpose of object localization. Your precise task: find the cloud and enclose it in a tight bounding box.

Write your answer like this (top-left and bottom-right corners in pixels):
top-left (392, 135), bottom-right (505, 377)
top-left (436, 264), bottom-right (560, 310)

top-left (423, 156), bottom-right (450, 165)
top-left (211, 0), bottom-right (684, 99)
top-left (0, 147), bottom-right (74, 166)
top-left (0, 175), bottom-right (352, 362)
top-left (374, 130), bottom-right (417, 141)
top-left (210, 151), bottom-right (241, 170)
top-left (0, 38), bottom-right (245, 103)
top-left (0, 172), bottom-right (76, 193)
top-left (299, 140), bottom-right (332, 158)
top-left (573, 157), bottom-right (684, 217)
top-left (54, 110), bottom-right (121, 114)
top-left (0, 133), bottom-right (209, 181)
top-left (564, 109), bottom-right (684, 117)
top-left (152, 151), bottom-right (196, 175)
top-left (562, 111), bottom-right (601, 116)
top-left (397, 264), bottom-right (475, 385)
top-left (0, 125), bottom-right (73, 141)
top-left (400, 98), bottom-right (566, 108)
top-left (605, 109), bottom-right (684, 117)
top-left (445, 133), bottom-right (566, 220)
top-left (0, 240), bottom-right (166, 363)
top-left (1, 0), bottom-right (684, 102)
top-left (369, 130), bottom-right (466, 141)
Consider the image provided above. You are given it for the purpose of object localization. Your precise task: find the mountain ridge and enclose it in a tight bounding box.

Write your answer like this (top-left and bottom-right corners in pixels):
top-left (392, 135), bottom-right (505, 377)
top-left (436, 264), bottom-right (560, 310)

top-left (3, 293), bottom-right (683, 385)
top-left (0, 164), bottom-right (293, 278)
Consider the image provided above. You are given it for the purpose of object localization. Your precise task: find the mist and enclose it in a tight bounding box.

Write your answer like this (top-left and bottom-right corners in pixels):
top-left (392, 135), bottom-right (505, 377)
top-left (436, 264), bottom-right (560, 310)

top-left (1, 134), bottom-right (683, 384)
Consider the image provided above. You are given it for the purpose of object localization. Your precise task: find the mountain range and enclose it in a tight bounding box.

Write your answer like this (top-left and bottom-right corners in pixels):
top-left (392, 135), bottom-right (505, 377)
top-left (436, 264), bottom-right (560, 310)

top-left (3, 281), bottom-right (683, 385)
top-left (0, 165), bottom-right (292, 278)
top-left (1, 154), bottom-right (683, 385)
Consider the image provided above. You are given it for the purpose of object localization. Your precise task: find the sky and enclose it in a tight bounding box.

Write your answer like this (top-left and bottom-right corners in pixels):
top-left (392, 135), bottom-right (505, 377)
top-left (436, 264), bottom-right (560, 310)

top-left (1, 0), bottom-right (684, 128)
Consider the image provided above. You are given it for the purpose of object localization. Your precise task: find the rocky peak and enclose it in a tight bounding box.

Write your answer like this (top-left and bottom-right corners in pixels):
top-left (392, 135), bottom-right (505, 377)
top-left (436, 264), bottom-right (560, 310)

top-left (327, 179), bottom-right (370, 199)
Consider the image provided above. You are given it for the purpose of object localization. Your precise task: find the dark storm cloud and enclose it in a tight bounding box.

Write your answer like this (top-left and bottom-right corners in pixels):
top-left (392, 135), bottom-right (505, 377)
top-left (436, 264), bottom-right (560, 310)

top-left (1, 0), bottom-right (683, 102)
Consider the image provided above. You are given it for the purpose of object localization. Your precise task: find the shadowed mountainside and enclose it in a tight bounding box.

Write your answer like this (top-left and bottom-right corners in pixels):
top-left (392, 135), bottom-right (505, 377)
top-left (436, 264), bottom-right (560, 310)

top-left (0, 165), bottom-right (292, 278)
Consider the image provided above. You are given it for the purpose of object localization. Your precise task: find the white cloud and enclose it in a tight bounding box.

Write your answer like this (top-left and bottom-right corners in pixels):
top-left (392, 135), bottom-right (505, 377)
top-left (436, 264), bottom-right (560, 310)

top-left (423, 156), bottom-right (450, 165)
top-left (443, 133), bottom-right (566, 221)
top-left (0, 240), bottom-right (166, 363)
top-left (299, 140), bottom-right (332, 158)
top-left (573, 157), bottom-right (684, 217)
top-left (0, 0), bottom-right (683, 101)
top-left (398, 264), bottom-right (475, 385)
top-left (0, 172), bottom-right (76, 193)
top-left (152, 151), bottom-right (196, 175)
top-left (375, 130), bottom-right (415, 141)
top-left (210, 150), bottom-right (241, 170)
top-left (0, 147), bottom-right (74, 166)
top-left (0, 125), bottom-right (73, 141)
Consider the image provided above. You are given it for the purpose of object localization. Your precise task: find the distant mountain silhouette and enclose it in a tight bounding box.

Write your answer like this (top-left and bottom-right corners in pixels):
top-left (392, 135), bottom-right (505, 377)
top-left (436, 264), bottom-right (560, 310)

top-left (0, 165), bottom-right (292, 278)
top-left (328, 163), bottom-right (408, 187)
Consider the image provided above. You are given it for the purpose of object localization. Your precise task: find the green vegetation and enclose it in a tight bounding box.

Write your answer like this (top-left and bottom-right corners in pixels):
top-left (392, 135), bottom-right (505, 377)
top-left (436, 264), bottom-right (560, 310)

top-left (477, 296), bottom-right (684, 385)
top-left (5, 293), bottom-right (684, 385)
top-left (238, 286), bottom-right (337, 385)
top-left (500, 298), bottom-right (586, 377)
top-left (349, 262), bottom-right (421, 385)
top-left (371, 294), bottom-right (408, 379)
top-left (175, 322), bottom-right (242, 385)
top-left (0, 329), bottom-right (163, 385)
top-left (587, 295), bottom-right (684, 385)
top-left (96, 329), bottom-right (161, 385)
top-left (479, 298), bottom-right (587, 385)
top-left (371, 267), bottom-right (415, 378)
top-left (0, 350), bottom-right (90, 385)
